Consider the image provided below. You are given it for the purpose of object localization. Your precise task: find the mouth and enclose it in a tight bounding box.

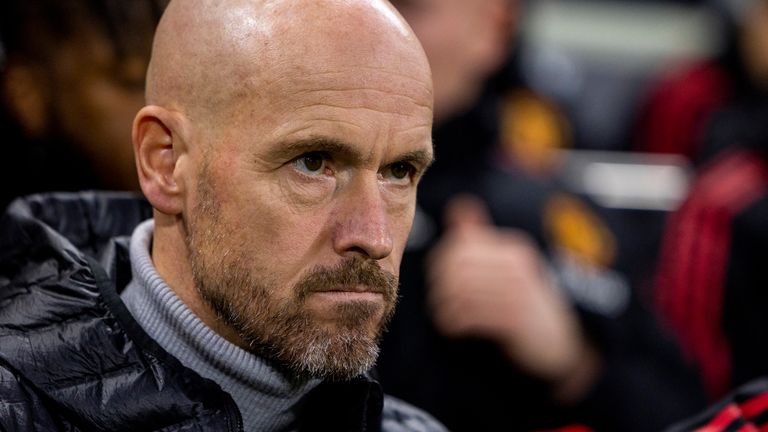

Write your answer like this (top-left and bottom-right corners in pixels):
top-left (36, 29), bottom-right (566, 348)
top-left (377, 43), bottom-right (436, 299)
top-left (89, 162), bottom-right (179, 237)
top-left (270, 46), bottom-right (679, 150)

top-left (311, 284), bottom-right (385, 294)
top-left (306, 285), bottom-right (386, 302)
top-left (312, 291), bottom-right (383, 299)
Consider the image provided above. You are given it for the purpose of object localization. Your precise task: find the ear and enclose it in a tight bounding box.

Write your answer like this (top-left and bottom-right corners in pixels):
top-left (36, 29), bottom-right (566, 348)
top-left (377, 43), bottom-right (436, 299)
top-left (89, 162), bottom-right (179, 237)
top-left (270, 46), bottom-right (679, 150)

top-left (132, 106), bottom-right (187, 215)
top-left (1, 62), bottom-right (49, 137)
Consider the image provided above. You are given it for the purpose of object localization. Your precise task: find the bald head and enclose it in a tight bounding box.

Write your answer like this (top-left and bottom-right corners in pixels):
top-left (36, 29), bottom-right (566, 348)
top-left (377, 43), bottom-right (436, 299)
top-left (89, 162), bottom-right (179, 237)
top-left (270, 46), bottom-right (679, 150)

top-left (146, 0), bottom-right (431, 125)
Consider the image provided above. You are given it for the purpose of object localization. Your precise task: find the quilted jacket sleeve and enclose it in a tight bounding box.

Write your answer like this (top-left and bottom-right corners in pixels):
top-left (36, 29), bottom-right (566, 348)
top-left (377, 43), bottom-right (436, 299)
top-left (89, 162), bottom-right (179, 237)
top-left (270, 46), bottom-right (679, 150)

top-left (0, 362), bottom-right (68, 432)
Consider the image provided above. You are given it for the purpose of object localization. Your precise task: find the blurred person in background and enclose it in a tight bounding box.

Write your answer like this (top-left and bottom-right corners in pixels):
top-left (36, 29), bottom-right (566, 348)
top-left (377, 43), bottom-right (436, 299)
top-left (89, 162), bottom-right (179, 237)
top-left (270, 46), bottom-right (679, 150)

top-left (377, 0), bottom-right (706, 430)
top-left (634, 0), bottom-right (768, 165)
top-left (652, 0), bottom-right (768, 402)
top-left (0, 0), bottom-right (167, 210)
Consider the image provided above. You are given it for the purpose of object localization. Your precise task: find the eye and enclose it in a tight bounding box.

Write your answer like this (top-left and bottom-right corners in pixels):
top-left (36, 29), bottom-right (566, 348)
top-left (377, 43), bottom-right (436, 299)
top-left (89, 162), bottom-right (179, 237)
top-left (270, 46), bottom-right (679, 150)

top-left (390, 162), bottom-right (413, 179)
top-left (383, 162), bottom-right (416, 183)
top-left (293, 152), bottom-right (326, 174)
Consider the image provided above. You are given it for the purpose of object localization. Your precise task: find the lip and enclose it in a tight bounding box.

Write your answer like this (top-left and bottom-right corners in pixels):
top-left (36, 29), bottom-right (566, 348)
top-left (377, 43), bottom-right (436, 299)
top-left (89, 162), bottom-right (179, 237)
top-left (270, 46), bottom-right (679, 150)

top-left (309, 291), bottom-right (384, 303)
top-left (312, 290), bottom-right (383, 296)
top-left (311, 284), bottom-right (384, 294)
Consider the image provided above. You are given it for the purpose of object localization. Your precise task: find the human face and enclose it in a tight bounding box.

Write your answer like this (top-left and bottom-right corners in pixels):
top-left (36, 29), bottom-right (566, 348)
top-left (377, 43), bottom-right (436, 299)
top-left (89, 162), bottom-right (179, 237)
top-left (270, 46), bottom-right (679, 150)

top-left (396, 0), bottom-right (516, 121)
top-left (181, 33), bottom-right (434, 380)
top-left (742, 0), bottom-right (768, 89)
top-left (48, 27), bottom-right (149, 191)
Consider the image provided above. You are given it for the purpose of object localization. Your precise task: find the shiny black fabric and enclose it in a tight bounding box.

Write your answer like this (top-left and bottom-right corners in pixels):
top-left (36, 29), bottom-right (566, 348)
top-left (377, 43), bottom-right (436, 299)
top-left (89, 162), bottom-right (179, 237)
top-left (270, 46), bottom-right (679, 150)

top-left (0, 192), bottom-right (388, 432)
top-left (0, 192), bottom-right (240, 431)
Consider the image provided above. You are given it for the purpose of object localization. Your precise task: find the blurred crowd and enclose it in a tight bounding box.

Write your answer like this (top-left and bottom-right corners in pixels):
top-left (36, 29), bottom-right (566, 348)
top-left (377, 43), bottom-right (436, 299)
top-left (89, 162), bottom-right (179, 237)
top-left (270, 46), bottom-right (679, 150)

top-left (2, 0), bottom-right (768, 430)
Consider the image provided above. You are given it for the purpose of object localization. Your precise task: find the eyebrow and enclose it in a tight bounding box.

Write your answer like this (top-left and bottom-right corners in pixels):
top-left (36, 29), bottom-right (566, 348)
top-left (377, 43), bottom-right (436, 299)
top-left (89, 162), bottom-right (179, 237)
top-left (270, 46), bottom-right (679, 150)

top-left (269, 136), bottom-right (435, 169)
top-left (395, 148), bottom-right (435, 172)
top-left (270, 137), bottom-right (363, 164)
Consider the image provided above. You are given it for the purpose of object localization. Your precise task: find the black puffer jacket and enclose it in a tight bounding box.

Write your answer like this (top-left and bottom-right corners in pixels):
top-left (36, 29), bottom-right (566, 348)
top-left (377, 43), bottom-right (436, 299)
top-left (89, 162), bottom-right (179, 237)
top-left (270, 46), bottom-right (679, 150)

top-left (0, 192), bottom-right (401, 432)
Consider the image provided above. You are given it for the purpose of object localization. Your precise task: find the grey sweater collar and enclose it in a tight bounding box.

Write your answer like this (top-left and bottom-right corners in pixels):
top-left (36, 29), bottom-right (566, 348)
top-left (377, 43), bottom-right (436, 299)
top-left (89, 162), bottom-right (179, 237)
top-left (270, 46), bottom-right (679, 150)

top-left (120, 220), bottom-right (320, 432)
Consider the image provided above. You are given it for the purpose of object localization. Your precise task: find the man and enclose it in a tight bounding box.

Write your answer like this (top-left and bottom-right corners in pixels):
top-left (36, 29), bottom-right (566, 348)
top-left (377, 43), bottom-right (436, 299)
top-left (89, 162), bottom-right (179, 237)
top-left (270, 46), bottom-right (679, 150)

top-left (649, 0), bottom-right (768, 400)
top-left (0, 0), bottom-right (445, 430)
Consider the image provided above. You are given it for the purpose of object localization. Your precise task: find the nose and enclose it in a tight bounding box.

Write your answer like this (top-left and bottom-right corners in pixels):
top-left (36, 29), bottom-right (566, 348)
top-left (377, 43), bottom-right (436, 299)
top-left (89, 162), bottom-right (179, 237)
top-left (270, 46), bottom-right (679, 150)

top-left (332, 177), bottom-right (394, 260)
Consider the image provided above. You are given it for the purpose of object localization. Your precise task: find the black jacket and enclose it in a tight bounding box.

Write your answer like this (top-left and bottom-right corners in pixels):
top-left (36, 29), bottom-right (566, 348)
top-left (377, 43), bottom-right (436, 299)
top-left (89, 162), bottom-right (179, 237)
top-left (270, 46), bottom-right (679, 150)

top-left (0, 192), bottom-right (400, 432)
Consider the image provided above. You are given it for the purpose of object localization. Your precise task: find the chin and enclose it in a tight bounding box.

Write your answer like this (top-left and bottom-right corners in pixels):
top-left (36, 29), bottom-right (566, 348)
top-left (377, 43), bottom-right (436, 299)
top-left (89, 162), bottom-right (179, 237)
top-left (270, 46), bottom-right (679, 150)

top-left (279, 309), bottom-right (385, 382)
top-left (311, 298), bottom-right (387, 332)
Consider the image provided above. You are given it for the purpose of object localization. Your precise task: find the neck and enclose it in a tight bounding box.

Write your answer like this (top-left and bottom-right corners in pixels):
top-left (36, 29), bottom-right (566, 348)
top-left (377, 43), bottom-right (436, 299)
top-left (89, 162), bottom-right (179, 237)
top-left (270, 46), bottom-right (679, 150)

top-left (121, 218), bottom-right (321, 432)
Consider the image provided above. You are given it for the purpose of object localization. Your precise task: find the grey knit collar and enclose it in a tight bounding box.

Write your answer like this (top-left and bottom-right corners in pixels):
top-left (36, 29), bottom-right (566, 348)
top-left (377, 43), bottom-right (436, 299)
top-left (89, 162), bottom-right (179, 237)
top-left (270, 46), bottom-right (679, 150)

top-left (121, 219), bottom-right (320, 431)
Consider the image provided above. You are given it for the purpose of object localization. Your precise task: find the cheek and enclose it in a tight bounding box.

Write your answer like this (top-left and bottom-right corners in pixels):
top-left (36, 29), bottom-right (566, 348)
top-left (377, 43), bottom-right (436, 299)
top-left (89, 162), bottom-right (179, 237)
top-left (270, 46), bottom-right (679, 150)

top-left (387, 200), bottom-right (418, 271)
top-left (277, 172), bottom-right (336, 209)
top-left (215, 173), bottom-right (333, 280)
top-left (268, 216), bottom-right (329, 263)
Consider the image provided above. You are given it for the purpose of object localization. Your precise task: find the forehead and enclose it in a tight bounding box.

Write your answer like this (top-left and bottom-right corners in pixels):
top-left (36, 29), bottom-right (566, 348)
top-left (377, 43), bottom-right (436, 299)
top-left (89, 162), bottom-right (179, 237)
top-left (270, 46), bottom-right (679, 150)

top-left (205, 69), bottom-right (432, 173)
top-left (224, 14), bottom-right (433, 129)
top-left (267, 65), bottom-right (432, 114)
top-left (189, 0), bottom-right (433, 150)
top-left (226, 70), bottom-right (431, 162)
top-left (261, 6), bottom-right (430, 88)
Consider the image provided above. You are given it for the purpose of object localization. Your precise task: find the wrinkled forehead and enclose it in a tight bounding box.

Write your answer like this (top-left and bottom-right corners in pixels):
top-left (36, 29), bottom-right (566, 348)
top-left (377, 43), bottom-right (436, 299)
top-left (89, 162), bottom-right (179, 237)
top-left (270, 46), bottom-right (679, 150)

top-left (156, 0), bottom-right (433, 136)
top-left (221, 2), bottom-right (432, 116)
